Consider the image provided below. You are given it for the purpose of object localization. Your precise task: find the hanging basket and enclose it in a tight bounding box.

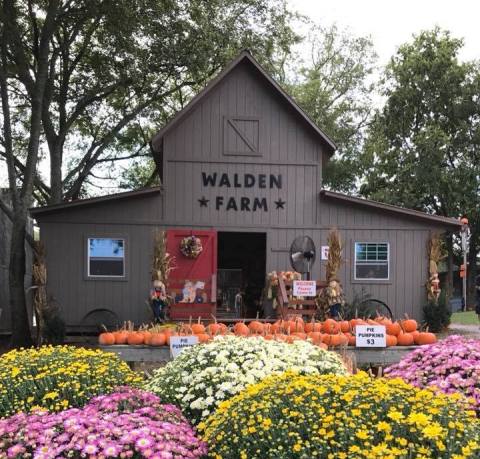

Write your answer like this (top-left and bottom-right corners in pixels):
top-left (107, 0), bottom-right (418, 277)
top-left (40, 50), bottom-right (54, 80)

top-left (180, 235), bottom-right (203, 259)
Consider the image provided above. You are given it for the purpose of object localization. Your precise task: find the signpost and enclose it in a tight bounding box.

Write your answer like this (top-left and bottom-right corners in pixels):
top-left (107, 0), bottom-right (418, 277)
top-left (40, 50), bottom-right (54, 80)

top-left (293, 280), bottom-right (317, 297)
top-left (170, 336), bottom-right (198, 358)
top-left (355, 325), bottom-right (386, 348)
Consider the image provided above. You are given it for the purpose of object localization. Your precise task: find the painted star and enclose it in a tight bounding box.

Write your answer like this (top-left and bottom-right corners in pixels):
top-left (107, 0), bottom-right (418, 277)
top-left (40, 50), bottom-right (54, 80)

top-left (198, 196), bottom-right (209, 207)
top-left (274, 198), bottom-right (286, 209)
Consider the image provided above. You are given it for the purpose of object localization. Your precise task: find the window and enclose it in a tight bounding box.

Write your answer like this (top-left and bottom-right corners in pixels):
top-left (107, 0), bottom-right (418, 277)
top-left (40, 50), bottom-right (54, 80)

top-left (354, 242), bottom-right (389, 280)
top-left (88, 238), bottom-right (125, 277)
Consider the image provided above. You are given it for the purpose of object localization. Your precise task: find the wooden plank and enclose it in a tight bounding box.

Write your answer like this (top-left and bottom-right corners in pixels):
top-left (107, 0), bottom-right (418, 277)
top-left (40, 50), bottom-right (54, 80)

top-left (99, 345), bottom-right (419, 365)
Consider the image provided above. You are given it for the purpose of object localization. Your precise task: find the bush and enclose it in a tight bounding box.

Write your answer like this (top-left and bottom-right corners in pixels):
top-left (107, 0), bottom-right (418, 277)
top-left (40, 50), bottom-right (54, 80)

top-left (0, 387), bottom-right (207, 458)
top-left (200, 371), bottom-right (480, 459)
top-left (0, 345), bottom-right (142, 418)
top-left (144, 335), bottom-right (347, 423)
top-left (385, 335), bottom-right (480, 412)
top-left (422, 290), bottom-right (451, 332)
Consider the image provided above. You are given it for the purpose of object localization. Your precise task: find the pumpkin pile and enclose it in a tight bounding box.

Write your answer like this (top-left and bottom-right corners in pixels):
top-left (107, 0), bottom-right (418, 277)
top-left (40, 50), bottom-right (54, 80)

top-left (98, 315), bottom-right (437, 348)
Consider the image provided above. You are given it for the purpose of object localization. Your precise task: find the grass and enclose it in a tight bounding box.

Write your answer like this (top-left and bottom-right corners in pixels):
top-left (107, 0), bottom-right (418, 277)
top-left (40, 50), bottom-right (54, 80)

top-left (451, 310), bottom-right (479, 325)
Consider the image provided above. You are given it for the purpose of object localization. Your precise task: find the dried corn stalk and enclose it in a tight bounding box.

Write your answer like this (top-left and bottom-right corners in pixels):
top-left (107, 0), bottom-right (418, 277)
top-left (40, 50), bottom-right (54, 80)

top-left (426, 232), bottom-right (446, 302)
top-left (152, 230), bottom-right (175, 283)
top-left (326, 228), bottom-right (343, 282)
top-left (32, 241), bottom-right (48, 345)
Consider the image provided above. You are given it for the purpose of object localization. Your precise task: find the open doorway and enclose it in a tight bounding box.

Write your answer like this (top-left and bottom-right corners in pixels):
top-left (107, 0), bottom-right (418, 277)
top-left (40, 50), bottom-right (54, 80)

top-left (217, 232), bottom-right (266, 318)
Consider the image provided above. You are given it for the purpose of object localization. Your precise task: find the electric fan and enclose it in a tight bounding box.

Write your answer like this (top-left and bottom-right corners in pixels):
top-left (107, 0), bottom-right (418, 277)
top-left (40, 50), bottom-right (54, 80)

top-left (289, 235), bottom-right (316, 280)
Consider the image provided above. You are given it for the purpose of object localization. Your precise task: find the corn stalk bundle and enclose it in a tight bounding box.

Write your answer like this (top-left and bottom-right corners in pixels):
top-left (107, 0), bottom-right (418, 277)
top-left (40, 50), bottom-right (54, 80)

top-left (32, 241), bottom-right (48, 345)
top-left (426, 232), bottom-right (446, 302)
top-left (316, 229), bottom-right (345, 318)
top-left (152, 230), bottom-right (175, 283)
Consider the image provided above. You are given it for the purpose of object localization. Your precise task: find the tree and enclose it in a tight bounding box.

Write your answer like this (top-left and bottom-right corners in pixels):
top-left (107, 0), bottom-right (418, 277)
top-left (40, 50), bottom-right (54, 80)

top-left (287, 24), bottom-right (377, 192)
top-left (360, 28), bottom-right (480, 304)
top-left (0, 0), bottom-right (299, 346)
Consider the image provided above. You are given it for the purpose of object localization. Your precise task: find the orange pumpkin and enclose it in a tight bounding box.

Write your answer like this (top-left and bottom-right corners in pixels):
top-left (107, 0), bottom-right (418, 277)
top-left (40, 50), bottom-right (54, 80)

top-left (291, 332), bottom-right (307, 340)
top-left (149, 333), bottom-right (167, 346)
top-left (142, 331), bottom-right (152, 344)
top-left (305, 320), bottom-right (322, 333)
top-left (113, 330), bottom-right (129, 345)
top-left (234, 322), bottom-right (250, 336)
top-left (322, 319), bottom-right (340, 334)
top-left (400, 318), bottom-right (418, 333)
top-left (386, 334), bottom-right (398, 347)
top-left (376, 316), bottom-right (392, 326)
top-left (347, 333), bottom-right (356, 346)
top-left (317, 342), bottom-right (328, 350)
top-left (248, 321), bottom-right (264, 334)
top-left (196, 333), bottom-right (210, 343)
top-left (191, 322), bottom-right (206, 335)
top-left (263, 334), bottom-right (274, 340)
top-left (307, 331), bottom-right (323, 344)
top-left (127, 332), bottom-right (144, 345)
top-left (411, 330), bottom-right (420, 344)
top-left (386, 322), bottom-right (401, 336)
top-left (207, 323), bottom-right (221, 335)
top-left (339, 320), bottom-right (350, 333)
top-left (416, 332), bottom-right (437, 345)
top-left (98, 332), bottom-right (115, 346)
top-left (397, 332), bottom-right (414, 346)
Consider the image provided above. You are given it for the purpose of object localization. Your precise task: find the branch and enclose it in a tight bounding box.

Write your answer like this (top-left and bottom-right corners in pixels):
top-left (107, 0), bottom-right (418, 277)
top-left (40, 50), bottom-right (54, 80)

top-left (0, 196), bottom-right (37, 250)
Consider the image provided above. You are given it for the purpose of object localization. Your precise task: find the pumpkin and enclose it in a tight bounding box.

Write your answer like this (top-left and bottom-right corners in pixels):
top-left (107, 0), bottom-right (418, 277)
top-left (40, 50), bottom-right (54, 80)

top-left (339, 320), bottom-right (350, 333)
top-left (327, 334), bottom-right (348, 347)
top-left (307, 332), bottom-right (323, 345)
top-left (322, 319), bottom-right (340, 334)
top-left (234, 322), bottom-right (250, 336)
top-left (411, 330), bottom-right (420, 344)
top-left (291, 332), bottom-right (307, 340)
top-left (149, 332), bottom-right (167, 346)
top-left (397, 332), bottom-right (414, 346)
top-left (416, 332), bottom-right (437, 345)
top-left (400, 318), bottom-right (418, 333)
top-left (163, 328), bottom-right (176, 345)
top-left (196, 333), bottom-right (210, 343)
top-left (207, 323), bottom-right (222, 335)
top-left (317, 342), bottom-right (328, 350)
top-left (347, 333), bottom-right (356, 346)
top-left (127, 331), bottom-right (144, 345)
top-left (386, 322), bottom-right (401, 336)
top-left (386, 334), bottom-right (398, 347)
top-left (305, 319), bottom-right (322, 333)
top-left (98, 332), bottom-right (115, 346)
top-left (112, 330), bottom-right (129, 344)
top-left (248, 321), bottom-right (264, 334)
top-left (191, 320), bottom-right (206, 334)
top-left (376, 316), bottom-right (392, 326)
top-left (286, 319), bottom-right (304, 334)
top-left (263, 334), bottom-right (274, 340)
top-left (142, 331), bottom-right (152, 344)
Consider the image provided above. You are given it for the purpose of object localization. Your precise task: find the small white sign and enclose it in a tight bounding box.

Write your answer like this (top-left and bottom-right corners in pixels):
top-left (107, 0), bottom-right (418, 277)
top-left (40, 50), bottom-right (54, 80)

top-left (321, 246), bottom-right (329, 260)
top-left (293, 280), bottom-right (317, 297)
top-left (170, 335), bottom-right (199, 358)
top-left (355, 325), bottom-right (386, 347)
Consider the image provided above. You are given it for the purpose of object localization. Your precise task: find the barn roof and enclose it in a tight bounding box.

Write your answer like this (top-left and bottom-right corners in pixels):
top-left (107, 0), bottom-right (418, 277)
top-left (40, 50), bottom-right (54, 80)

top-left (150, 50), bottom-right (336, 154)
top-left (30, 186), bottom-right (161, 216)
top-left (320, 190), bottom-right (463, 228)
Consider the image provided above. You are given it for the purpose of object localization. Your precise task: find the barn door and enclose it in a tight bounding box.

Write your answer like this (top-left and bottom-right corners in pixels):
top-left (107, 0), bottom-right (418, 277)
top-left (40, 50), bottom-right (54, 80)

top-left (166, 229), bottom-right (217, 305)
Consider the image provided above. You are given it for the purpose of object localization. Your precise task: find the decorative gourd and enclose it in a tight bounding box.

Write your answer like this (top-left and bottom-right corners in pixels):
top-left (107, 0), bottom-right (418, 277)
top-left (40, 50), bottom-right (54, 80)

top-left (98, 332), bottom-right (115, 346)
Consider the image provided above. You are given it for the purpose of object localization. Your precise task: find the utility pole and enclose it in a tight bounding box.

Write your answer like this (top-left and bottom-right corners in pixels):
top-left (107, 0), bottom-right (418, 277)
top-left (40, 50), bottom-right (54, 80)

top-left (460, 218), bottom-right (470, 311)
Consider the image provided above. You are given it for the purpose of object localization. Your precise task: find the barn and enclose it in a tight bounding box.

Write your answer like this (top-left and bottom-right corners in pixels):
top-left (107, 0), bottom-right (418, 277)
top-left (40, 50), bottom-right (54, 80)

top-left (29, 51), bottom-right (461, 331)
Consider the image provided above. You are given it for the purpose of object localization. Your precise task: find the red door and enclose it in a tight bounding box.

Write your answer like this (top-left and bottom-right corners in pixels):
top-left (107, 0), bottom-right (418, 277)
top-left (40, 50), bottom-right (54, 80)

top-left (166, 229), bottom-right (217, 320)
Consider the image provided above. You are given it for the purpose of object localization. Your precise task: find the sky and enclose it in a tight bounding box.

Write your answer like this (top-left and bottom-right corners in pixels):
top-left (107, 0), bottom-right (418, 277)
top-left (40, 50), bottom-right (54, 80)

top-left (288, 0), bottom-right (480, 65)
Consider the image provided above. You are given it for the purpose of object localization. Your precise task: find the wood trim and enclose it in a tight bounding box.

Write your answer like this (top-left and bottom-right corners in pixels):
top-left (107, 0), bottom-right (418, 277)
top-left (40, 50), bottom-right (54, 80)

top-left (278, 276), bottom-right (288, 306)
top-left (167, 158), bottom-right (318, 166)
top-left (211, 273), bottom-right (217, 303)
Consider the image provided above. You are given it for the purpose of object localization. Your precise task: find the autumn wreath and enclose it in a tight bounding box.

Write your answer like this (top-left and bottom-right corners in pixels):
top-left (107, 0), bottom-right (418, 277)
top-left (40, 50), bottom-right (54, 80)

top-left (179, 235), bottom-right (203, 258)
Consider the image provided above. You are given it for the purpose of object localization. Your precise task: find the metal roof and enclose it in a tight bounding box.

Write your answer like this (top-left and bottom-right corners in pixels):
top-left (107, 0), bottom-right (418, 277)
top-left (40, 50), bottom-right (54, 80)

top-left (30, 186), bottom-right (162, 216)
top-left (320, 190), bottom-right (463, 228)
top-left (150, 50), bottom-right (336, 154)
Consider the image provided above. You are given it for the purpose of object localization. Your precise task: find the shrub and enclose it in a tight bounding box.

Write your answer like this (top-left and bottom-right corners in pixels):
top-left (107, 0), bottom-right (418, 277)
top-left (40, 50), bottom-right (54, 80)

top-left (385, 335), bottom-right (480, 412)
top-left (200, 371), bottom-right (480, 459)
top-left (0, 345), bottom-right (142, 418)
top-left (0, 387), bottom-right (207, 458)
top-left (422, 290), bottom-right (451, 332)
top-left (144, 335), bottom-right (347, 423)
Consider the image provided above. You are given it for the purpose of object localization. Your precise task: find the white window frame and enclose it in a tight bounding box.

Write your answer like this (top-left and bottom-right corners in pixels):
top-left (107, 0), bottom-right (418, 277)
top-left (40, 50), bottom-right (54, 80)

top-left (354, 242), bottom-right (390, 281)
top-left (87, 237), bottom-right (126, 278)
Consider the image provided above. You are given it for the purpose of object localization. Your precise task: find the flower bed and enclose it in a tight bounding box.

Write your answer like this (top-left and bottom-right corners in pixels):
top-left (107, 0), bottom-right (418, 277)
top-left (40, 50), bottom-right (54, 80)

top-left (385, 335), bottom-right (480, 412)
top-left (0, 345), bottom-right (142, 418)
top-left (0, 387), bottom-right (207, 458)
top-left (144, 335), bottom-right (347, 423)
top-left (200, 371), bottom-right (480, 458)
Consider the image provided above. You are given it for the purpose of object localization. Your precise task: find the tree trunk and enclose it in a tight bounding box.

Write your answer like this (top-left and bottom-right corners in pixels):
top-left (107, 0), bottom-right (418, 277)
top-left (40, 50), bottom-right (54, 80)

top-left (467, 232), bottom-right (478, 309)
top-left (49, 145), bottom-right (63, 204)
top-left (445, 232), bottom-right (454, 300)
top-left (9, 209), bottom-right (32, 347)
